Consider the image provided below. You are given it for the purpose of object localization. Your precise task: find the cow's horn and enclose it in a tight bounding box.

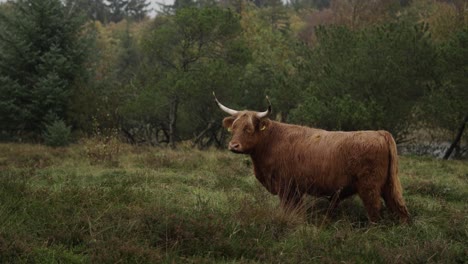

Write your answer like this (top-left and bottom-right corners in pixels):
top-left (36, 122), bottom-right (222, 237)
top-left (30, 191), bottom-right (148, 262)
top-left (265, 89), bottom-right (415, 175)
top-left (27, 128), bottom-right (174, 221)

top-left (256, 96), bottom-right (271, 119)
top-left (213, 92), bottom-right (239, 116)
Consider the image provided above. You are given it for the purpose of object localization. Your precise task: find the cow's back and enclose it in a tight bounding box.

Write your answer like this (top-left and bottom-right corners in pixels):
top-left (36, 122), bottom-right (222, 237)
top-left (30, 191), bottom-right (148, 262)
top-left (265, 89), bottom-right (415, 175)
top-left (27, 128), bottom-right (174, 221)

top-left (253, 122), bottom-right (390, 196)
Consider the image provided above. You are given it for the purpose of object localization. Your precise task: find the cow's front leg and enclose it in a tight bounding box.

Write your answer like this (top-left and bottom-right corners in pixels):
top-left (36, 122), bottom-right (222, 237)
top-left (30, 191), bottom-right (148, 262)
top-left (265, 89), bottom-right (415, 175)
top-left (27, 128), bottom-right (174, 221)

top-left (278, 184), bottom-right (303, 212)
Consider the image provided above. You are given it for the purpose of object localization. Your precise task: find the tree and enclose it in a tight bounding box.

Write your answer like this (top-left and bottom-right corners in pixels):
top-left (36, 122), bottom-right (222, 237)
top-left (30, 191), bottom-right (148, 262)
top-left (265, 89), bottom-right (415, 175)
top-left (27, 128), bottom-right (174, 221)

top-left (419, 27), bottom-right (468, 158)
top-left (290, 0), bottom-right (330, 10)
top-left (67, 19), bottom-right (147, 136)
top-left (239, 5), bottom-right (300, 121)
top-left (439, 27), bottom-right (468, 158)
top-left (139, 7), bottom-right (249, 148)
top-left (126, 0), bottom-right (150, 21)
top-left (331, 0), bottom-right (401, 29)
top-left (64, 0), bottom-right (110, 23)
top-left (0, 0), bottom-right (89, 137)
top-left (107, 0), bottom-right (128, 22)
top-left (63, 0), bottom-right (149, 23)
top-left (290, 22), bottom-right (437, 142)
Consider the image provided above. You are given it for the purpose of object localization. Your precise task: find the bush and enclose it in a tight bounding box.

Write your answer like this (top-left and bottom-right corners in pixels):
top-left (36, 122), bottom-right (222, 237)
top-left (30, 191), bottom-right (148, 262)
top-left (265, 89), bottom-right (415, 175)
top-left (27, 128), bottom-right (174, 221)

top-left (84, 136), bottom-right (121, 166)
top-left (43, 120), bottom-right (71, 147)
top-left (83, 121), bottom-right (121, 166)
top-left (291, 23), bottom-right (436, 141)
top-left (290, 94), bottom-right (382, 131)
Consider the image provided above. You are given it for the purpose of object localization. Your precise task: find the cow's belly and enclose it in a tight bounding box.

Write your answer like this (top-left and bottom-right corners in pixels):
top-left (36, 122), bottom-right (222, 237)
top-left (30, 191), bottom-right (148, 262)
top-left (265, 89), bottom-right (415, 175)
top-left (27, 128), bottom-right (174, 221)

top-left (286, 158), bottom-right (353, 196)
top-left (305, 183), bottom-right (357, 199)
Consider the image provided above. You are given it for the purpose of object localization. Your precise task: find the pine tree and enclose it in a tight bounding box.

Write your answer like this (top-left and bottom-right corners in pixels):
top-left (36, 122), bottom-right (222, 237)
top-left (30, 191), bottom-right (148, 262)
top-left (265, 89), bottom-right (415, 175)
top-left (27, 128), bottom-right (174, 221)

top-left (0, 0), bottom-right (89, 136)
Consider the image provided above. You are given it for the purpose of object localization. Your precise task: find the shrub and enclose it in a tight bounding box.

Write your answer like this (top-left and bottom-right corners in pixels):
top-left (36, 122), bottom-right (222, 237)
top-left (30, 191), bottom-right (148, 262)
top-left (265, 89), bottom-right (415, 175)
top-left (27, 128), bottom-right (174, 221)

top-left (84, 126), bottom-right (121, 166)
top-left (84, 137), bottom-right (121, 166)
top-left (43, 120), bottom-right (71, 147)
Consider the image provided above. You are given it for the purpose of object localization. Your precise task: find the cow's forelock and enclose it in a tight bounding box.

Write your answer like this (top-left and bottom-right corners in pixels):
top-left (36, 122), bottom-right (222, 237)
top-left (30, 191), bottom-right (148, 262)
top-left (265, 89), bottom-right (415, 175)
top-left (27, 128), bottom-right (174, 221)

top-left (228, 112), bottom-right (261, 154)
top-left (231, 112), bottom-right (255, 130)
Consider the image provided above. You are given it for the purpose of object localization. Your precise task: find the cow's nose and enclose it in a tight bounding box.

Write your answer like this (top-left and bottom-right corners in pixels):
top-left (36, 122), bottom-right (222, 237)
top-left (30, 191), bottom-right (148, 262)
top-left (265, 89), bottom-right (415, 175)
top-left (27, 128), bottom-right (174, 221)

top-left (229, 142), bottom-right (240, 151)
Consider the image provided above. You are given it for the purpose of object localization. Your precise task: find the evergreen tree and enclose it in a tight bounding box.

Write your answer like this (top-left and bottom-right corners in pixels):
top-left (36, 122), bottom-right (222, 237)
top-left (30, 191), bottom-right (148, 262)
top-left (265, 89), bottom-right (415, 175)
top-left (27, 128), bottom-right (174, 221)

top-left (106, 0), bottom-right (150, 22)
top-left (0, 0), bottom-right (89, 136)
top-left (64, 0), bottom-right (110, 23)
top-left (126, 0), bottom-right (150, 21)
top-left (107, 0), bottom-right (128, 22)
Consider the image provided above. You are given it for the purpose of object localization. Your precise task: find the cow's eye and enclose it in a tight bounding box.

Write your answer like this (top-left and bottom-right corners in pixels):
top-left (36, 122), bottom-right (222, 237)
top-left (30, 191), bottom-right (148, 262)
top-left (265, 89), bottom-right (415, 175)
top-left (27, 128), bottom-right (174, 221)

top-left (244, 128), bottom-right (253, 134)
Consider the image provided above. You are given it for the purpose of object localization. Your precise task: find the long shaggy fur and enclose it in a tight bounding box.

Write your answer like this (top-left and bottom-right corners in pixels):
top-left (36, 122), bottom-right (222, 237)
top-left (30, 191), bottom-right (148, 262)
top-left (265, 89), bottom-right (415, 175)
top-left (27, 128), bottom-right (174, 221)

top-left (222, 111), bottom-right (410, 223)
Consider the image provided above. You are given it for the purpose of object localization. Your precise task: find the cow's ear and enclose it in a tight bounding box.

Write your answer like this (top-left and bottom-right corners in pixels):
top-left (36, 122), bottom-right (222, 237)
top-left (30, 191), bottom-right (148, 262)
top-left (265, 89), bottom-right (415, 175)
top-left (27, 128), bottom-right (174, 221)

top-left (259, 118), bottom-right (271, 131)
top-left (223, 116), bottom-right (236, 130)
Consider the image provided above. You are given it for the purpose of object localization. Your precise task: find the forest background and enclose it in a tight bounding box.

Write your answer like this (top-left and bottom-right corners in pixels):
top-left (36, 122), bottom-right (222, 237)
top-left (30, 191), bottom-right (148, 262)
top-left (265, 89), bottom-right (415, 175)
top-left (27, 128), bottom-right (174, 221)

top-left (0, 0), bottom-right (467, 158)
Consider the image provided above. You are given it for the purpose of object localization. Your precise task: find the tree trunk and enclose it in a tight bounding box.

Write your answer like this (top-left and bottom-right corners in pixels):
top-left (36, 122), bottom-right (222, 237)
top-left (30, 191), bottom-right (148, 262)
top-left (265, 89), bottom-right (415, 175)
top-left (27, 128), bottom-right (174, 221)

top-left (168, 96), bottom-right (179, 149)
top-left (192, 121), bottom-right (214, 148)
top-left (443, 115), bottom-right (468, 160)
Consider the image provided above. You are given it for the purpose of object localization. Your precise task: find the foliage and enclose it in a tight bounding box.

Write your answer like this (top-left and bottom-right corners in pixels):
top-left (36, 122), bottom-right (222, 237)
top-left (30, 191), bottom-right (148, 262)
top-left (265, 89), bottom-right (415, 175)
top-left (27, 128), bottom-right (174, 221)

top-left (416, 26), bottom-right (468, 157)
top-left (420, 27), bottom-right (468, 133)
top-left (290, 22), bottom-right (437, 142)
top-left (0, 0), bottom-right (89, 136)
top-left (63, 0), bottom-right (150, 23)
top-left (107, 0), bottom-right (151, 22)
top-left (83, 118), bottom-right (122, 166)
top-left (84, 135), bottom-right (122, 166)
top-left (290, 0), bottom-right (330, 11)
top-left (68, 19), bottom-right (145, 134)
top-left (240, 4), bottom-right (300, 120)
top-left (0, 143), bottom-right (467, 262)
top-left (135, 7), bottom-right (249, 147)
top-left (64, 0), bottom-right (109, 23)
top-left (42, 119), bottom-right (72, 147)
top-left (0, 0), bottom-right (466, 151)
top-left (398, 0), bottom-right (467, 42)
top-left (330, 0), bottom-right (401, 29)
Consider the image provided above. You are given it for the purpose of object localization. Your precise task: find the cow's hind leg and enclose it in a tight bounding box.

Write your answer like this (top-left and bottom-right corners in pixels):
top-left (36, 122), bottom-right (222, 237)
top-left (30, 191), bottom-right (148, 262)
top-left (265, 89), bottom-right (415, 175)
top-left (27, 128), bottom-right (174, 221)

top-left (357, 185), bottom-right (382, 223)
top-left (382, 184), bottom-right (410, 223)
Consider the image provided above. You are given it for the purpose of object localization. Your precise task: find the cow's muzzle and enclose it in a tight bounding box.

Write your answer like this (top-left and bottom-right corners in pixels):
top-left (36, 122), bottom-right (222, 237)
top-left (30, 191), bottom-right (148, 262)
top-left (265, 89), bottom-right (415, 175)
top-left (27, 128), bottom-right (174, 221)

top-left (228, 142), bottom-right (242, 153)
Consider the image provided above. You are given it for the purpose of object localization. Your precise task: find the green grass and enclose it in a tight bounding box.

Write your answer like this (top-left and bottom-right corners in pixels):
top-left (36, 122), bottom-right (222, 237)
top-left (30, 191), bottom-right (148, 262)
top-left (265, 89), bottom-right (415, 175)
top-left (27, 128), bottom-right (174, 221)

top-left (0, 143), bottom-right (467, 263)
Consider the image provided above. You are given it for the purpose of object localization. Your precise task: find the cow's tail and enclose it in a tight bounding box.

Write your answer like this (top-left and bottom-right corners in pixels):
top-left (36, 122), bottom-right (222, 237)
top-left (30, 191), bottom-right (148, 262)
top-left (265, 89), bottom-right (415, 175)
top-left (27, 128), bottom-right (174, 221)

top-left (382, 132), bottom-right (410, 223)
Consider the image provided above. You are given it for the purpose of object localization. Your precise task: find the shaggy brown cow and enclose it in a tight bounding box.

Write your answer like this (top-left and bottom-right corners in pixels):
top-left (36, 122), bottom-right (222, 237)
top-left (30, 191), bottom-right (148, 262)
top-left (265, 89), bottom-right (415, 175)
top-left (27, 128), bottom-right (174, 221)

top-left (214, 94), bottom-right (409, 223)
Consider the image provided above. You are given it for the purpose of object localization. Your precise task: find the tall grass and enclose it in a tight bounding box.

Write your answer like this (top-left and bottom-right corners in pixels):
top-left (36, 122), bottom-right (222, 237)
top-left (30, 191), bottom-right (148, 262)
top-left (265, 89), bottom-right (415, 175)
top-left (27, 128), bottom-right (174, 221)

top-left (0, 143), bottom-right (466, 263)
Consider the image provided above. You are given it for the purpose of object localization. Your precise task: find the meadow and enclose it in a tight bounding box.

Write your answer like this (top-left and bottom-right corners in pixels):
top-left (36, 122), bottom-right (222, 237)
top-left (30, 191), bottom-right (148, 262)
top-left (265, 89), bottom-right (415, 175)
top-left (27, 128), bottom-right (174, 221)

top-left (0, 142), bottom-right (466, 263)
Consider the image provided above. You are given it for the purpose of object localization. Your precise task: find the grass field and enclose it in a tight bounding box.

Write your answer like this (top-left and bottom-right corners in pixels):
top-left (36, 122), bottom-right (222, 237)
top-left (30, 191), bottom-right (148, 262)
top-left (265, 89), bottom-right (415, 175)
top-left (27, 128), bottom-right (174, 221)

top-left (0, 143), bottom-right (467, 263)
